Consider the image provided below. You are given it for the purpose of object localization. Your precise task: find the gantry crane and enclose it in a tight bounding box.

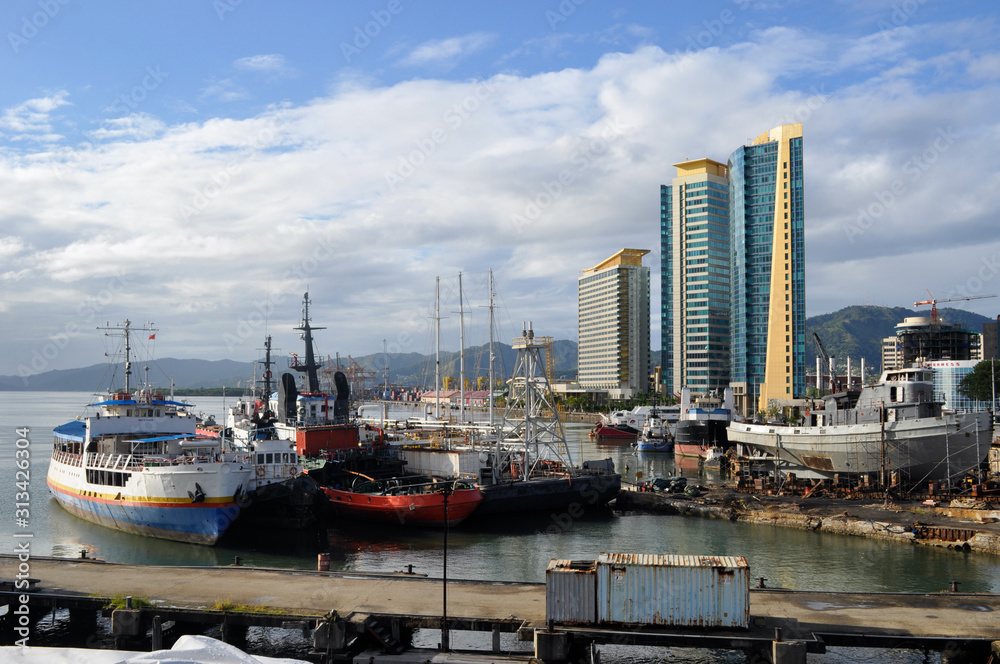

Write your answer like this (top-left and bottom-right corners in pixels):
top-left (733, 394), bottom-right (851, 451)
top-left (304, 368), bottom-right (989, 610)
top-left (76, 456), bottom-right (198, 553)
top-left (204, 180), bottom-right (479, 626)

top-left (913, 292), bottom-right (997, 325)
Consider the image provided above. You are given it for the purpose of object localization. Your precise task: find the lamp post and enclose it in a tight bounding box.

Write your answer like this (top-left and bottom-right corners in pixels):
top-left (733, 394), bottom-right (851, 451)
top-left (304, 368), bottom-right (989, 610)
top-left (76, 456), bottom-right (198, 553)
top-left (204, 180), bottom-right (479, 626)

top-left (440, 484), bottom-right (452, 651)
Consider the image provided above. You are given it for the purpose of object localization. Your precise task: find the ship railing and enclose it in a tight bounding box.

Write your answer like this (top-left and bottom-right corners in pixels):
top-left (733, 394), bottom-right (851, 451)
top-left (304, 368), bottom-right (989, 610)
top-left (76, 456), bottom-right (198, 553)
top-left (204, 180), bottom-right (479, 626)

top-left (85, 452), bottom-right (141, 471)
top-left (52, 450), bottom-right (84, 467)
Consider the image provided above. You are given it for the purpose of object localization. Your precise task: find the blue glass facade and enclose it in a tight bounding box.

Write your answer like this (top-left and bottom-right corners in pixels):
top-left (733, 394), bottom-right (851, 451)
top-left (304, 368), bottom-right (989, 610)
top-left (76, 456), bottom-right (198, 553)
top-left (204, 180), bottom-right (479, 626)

top-left (728, 129), bottom-right (806, 401)
top-left (660, 184), bottom-right (673, 392)
top-left (661, 162), bottom-right (730, 396)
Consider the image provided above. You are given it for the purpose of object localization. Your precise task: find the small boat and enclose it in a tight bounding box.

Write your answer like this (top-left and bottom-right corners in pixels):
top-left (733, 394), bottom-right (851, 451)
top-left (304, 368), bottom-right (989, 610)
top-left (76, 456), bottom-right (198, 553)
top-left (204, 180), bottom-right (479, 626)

top-left (320, 475), bottom-right (483, 527)
top-left (636, 436), bottom-right (673, 452)
top-left (591, 422), bottom-right (639, 441)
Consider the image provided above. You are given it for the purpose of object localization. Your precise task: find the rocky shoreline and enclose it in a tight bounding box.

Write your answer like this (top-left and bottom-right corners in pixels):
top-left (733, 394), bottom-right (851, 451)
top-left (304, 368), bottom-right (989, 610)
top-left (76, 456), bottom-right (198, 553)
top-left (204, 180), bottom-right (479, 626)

top-left (615, 486), bottom-right (1000, 555)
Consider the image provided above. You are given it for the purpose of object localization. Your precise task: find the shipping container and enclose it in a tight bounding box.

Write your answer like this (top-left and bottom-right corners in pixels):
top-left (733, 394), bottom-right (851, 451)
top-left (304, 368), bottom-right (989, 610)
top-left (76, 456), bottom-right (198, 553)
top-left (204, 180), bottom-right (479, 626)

top-left (596, 553), bottom-right (749, 629)
top-left (545, 559), bottom-right (597, 625)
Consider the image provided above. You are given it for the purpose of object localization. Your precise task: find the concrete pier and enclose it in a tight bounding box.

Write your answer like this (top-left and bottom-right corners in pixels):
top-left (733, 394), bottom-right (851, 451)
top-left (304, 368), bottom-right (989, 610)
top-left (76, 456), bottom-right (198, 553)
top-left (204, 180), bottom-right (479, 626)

top-left (3, 555), bottom-right (999, 661)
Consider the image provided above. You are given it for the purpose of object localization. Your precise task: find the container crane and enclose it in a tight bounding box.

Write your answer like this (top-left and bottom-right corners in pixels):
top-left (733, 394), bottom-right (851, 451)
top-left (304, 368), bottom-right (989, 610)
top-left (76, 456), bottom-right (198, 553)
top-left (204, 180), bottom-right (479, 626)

top-left (913, 292), bottom-right (997, 325)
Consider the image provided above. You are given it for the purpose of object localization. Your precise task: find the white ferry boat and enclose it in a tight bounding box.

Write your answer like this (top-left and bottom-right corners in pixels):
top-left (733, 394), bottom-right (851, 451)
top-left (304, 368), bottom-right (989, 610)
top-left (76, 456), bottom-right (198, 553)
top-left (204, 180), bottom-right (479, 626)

top-left (46, 321), bottom-right (253, 545)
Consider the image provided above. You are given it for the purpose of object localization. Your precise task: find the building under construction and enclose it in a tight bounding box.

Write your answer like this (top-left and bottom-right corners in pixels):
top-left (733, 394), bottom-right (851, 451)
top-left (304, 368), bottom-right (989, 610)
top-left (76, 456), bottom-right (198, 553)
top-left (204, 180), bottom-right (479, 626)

top-left (882, 316), bottom-right (982, 370)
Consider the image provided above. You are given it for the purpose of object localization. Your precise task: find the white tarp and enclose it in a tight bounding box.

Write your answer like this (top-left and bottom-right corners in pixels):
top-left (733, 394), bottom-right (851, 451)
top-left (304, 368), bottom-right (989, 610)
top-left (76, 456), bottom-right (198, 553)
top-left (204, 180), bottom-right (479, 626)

top-left (0, 634), bottom-right (309, 664)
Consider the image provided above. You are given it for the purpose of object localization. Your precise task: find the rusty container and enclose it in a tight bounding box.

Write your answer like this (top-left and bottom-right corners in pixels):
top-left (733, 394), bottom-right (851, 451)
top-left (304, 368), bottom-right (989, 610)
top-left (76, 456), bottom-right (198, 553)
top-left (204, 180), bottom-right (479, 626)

top-left (596, 553), bottom-right (749, 628)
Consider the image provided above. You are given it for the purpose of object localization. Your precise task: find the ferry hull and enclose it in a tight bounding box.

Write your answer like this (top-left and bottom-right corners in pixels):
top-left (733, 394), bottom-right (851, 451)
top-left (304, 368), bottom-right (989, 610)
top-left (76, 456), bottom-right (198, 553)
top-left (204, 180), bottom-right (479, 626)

top-left (728, 412), bottom-right (992, 481)
top-left (47, 458), bottom-right (250, 545)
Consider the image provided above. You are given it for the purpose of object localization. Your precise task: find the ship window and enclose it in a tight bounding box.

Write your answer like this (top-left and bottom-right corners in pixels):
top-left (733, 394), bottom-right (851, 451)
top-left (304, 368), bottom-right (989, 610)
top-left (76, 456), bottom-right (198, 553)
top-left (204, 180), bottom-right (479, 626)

top-left (890, 387), bottom-right (897, 402)
top-left (266, 453), bottom-right (273, 464)
top-left (257, 453), bottom-right (265, 464)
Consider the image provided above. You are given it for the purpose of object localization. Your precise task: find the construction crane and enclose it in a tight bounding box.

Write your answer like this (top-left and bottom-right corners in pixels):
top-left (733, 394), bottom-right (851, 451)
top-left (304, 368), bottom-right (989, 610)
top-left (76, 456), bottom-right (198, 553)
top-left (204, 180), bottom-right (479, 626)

top-left (812, 332), bottom-right (834, 392)
top-left (913, 292), bottom-right (998, 325)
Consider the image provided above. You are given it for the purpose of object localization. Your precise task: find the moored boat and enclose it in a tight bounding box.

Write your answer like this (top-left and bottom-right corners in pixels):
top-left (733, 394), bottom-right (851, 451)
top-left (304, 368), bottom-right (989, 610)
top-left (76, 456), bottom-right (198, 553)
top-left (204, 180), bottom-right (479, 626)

top-left (727, 367), bottom-right (992, 483)
top-left (321, 475), bottom-right (482, 527)
top-left (674, 388), bottom-right (734, 459)
top-left (46, 321), bottom-right (253, 545)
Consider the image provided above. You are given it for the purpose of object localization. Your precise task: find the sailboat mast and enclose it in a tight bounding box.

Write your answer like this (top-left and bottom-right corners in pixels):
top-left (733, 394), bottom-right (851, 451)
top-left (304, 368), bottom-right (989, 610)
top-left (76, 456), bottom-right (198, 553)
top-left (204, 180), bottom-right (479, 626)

top-left (123, 319), bottom-right (132, 393)
top-left (435, 277), bottom-right (441, 420)
top-left (488, 268), bottom-right (495, 429)
top-left (458, 272), bottom-right (465, 424)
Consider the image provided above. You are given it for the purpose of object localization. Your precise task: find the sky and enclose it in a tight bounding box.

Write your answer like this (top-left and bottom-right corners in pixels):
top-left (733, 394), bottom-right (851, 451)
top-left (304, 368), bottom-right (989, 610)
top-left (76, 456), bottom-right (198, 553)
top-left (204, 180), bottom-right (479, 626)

top-left (1, 0), bottom-right (999, 378)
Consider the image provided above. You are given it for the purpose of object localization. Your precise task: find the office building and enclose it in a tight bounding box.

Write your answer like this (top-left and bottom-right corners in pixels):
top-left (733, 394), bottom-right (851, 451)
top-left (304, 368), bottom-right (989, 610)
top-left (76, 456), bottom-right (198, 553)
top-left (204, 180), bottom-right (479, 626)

top-left (578, 249), bottom-right (651, 398)
top-left (660, 158), bottom-right (731, 397)
top-left (728, 123), bottom-right (806, 413)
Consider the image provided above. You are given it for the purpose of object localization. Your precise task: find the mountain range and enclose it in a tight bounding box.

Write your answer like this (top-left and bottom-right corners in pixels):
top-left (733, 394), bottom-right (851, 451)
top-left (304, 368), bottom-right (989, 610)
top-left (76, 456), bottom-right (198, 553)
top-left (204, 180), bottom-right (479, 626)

top-left (0, 306), bottom-right (992, 391)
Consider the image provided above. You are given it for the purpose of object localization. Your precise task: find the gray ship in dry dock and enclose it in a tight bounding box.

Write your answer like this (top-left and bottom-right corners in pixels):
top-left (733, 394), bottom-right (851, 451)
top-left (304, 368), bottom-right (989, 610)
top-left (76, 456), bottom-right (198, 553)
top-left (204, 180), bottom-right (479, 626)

top-left (727, 366), bottom-right (992, 483)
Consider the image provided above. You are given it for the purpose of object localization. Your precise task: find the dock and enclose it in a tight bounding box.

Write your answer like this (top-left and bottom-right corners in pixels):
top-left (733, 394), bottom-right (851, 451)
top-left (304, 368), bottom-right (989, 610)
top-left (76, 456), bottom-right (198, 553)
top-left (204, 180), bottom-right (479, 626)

top-left (3, 555), bottom-right (1000, 662)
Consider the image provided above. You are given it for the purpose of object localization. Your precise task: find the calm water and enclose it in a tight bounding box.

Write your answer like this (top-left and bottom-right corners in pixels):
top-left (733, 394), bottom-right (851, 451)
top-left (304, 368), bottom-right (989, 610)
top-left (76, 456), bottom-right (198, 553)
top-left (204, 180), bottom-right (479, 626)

top-left (4, 392), bottom-right (998, 661)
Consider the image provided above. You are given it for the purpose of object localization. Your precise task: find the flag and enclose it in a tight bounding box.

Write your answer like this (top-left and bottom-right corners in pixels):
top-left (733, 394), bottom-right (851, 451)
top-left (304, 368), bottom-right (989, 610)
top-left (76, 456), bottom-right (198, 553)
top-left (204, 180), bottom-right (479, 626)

top-left (148, 334), bottom-right (156, 340)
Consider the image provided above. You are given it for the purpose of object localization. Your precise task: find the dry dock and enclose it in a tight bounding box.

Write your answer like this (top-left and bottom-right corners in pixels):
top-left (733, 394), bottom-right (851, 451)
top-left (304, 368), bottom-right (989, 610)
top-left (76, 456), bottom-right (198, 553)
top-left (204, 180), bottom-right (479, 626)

top-left (3, 555), bottom-right (1000, 661)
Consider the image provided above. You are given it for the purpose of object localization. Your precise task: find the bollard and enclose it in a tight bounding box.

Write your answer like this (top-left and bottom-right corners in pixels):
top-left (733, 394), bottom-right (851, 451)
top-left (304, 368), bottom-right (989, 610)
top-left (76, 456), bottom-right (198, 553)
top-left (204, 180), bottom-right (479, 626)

top-left (772, 639), bottom-right (807, 664)
top-left (950, 580), bottom-right (961, 593)
top-left (151, 615), bottom-right (162, 650)
top-left (318, 553), bottom-right (330, 571)
top-left (233, 556), bottom-right (242, 566)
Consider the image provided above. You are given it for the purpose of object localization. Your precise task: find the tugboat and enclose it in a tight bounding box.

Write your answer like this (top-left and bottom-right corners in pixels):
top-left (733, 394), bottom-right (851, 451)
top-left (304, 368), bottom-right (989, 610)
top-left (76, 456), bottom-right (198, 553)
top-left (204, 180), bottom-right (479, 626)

top-left (636, 404), bottom-right (677, 452)
top-left (269, 293), bottom-right (381, 456)
top-left (47, 320), bottom-right (253, 545)
top-left (674, 388), bottom-right (734, 459)
top-left (223, 335), bottom-right (324, 529)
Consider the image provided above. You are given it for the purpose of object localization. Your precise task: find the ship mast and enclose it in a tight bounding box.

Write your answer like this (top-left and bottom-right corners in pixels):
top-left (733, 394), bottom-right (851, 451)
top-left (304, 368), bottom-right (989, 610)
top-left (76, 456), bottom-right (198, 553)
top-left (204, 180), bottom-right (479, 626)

top-left (488, 269), bottom-right (495, 429)
top-left (259, 335), bottom-right (274, 400)
top-left (293, 292), bottom-right (325, 394)
top-left (435, 277), bottom-right (441, 419)
top-left (458, 272), bottom-right (465, 424)
top-left (98, 319), bottom-right (157, 394)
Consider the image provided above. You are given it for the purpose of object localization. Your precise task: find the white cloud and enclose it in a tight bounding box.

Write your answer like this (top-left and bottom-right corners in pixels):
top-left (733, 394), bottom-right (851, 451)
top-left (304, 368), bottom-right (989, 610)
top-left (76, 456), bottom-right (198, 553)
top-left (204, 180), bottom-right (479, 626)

top-left (0, 91), bottom-right (70, 140)
top-left (200, 78), bottom-right (251, 102)
top-left (401, 32), bottom-right (495, 67)
top-left (90, 114), bottom-right (167, 141)
top-left (234, 54), bottom-right (294, 76)
top-left (0, 27), bottom-right (999, 374)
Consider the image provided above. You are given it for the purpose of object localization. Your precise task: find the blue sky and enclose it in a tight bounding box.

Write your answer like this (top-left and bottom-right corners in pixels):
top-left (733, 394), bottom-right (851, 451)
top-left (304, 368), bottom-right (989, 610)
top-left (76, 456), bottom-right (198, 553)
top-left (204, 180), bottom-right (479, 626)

top-left (1, 0), bottom-right (999, 377)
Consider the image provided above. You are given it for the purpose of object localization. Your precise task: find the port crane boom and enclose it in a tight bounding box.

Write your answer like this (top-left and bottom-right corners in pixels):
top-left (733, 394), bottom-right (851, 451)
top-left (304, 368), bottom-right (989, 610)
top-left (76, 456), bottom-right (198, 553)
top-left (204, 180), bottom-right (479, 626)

top-left (913, 292), bottom-right (997, 325)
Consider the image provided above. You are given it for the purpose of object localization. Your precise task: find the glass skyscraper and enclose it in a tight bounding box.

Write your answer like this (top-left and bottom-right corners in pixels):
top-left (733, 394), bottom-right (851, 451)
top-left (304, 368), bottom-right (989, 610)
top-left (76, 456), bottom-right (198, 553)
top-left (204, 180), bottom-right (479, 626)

top-left (728, 124), bottom-right (806, 412)
top-left (660, 159), bottom-right (730, 397)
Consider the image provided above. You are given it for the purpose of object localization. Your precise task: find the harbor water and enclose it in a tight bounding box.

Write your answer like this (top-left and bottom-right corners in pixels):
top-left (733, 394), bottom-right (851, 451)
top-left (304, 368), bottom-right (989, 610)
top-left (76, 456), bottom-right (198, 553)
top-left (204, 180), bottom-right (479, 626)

top-left (3, 393), bottom-right (999, 662)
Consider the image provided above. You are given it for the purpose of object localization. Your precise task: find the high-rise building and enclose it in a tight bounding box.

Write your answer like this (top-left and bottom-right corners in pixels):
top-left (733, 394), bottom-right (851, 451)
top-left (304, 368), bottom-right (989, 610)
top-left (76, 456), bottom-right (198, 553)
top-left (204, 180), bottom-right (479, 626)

top-left (728, 123), bottom-right (806, 412)
top-left (660, 159), bottom-right (730, 397)
top-left (578, 248), bottom-right (650, 398)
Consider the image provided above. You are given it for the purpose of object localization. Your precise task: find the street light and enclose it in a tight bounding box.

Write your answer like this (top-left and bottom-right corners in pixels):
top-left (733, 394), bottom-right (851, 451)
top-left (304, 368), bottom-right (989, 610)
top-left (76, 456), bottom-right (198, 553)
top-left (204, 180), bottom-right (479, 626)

top-left (439, 483), bottom-right (453, 651)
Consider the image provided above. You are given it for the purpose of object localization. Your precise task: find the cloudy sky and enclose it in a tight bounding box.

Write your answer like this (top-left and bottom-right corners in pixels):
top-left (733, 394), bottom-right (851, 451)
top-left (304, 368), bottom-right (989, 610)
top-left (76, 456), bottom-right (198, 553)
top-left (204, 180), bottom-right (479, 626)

top-left (1, 0), bottom-right (999, 378)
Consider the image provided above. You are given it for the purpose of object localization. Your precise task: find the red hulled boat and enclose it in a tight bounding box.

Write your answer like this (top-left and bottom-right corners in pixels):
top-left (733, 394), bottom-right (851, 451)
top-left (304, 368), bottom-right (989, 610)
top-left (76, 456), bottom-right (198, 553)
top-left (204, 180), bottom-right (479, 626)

top-left (320, 476), bottom-right (483, 527)
top-left (590, 422), bottom-right (639, 441)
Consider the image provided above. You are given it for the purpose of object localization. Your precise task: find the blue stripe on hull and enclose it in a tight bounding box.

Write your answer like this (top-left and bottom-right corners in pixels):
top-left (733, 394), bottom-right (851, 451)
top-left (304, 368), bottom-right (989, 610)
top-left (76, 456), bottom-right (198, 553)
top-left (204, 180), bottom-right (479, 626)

top-left (49, 485), bottom-right (241, 545)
